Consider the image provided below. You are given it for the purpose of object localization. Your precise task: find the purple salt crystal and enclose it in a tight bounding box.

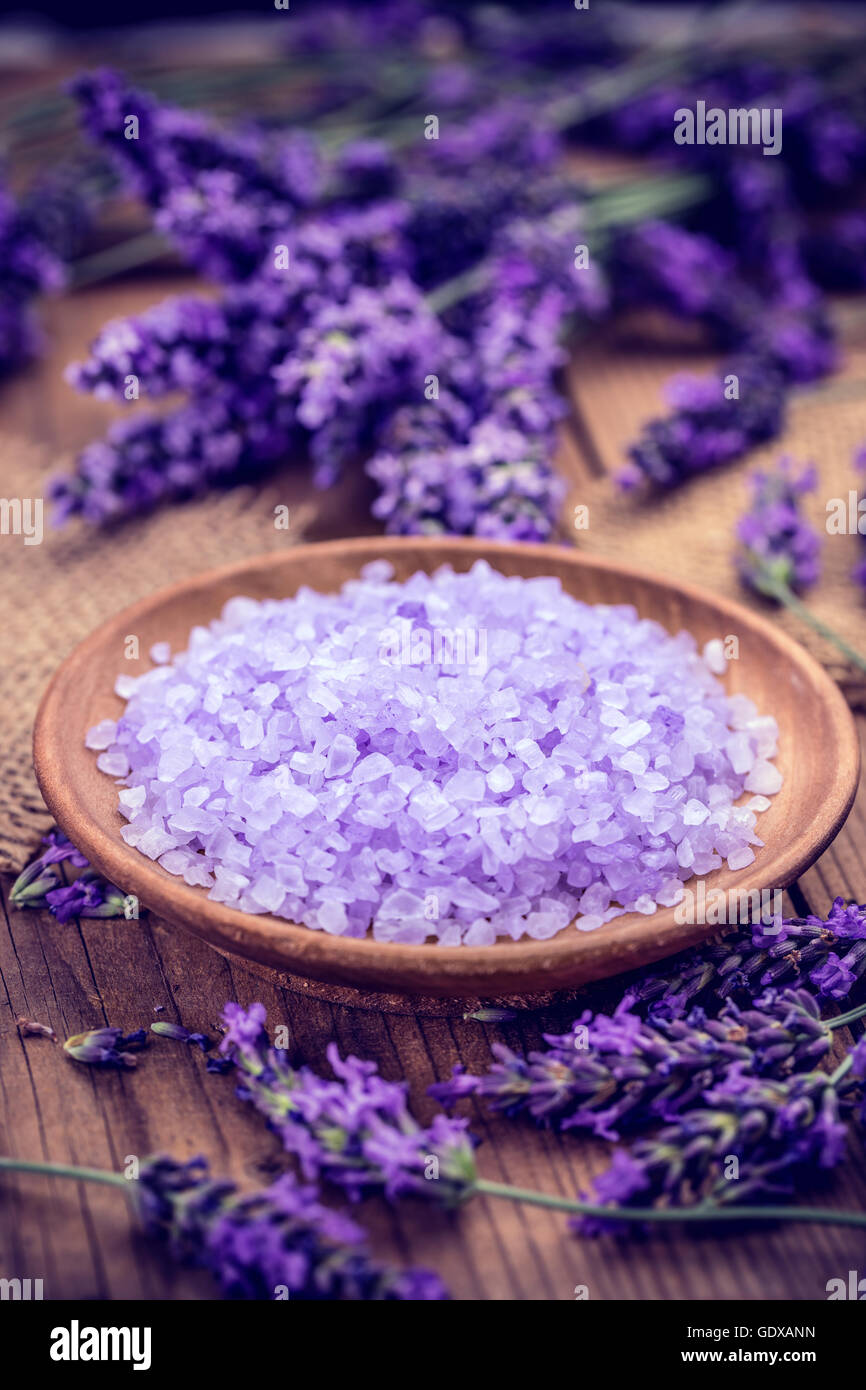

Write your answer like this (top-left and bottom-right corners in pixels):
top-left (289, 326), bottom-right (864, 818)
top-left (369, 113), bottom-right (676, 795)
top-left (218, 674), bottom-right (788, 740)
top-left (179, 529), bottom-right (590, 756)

top-left (96, 750), bottom-right (130, 777)
top-left (87, 562), bottom-right (781, 945)
top-left (85, 719), bottom-right (118, 750)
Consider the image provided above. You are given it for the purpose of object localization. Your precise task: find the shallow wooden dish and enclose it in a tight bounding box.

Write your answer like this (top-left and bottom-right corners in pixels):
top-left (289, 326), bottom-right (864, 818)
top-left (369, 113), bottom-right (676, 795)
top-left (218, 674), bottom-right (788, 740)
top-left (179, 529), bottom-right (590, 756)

top-left (34, 537), bottom-right (859, 999)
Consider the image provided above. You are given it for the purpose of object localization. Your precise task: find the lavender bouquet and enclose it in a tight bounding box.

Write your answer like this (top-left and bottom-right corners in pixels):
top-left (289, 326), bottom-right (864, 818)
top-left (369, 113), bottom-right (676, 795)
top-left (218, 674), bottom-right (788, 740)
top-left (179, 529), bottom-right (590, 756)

top-left (31, 3), bottom-right (864, 537)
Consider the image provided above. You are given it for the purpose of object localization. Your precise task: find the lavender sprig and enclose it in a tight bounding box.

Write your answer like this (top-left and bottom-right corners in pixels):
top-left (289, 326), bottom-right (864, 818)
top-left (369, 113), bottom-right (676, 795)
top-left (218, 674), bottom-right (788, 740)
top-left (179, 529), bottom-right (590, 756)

top-left (735, 464), bottom-right (866, 674)
top-left (218, 1003), bottom-right (477, 1203)
top-left (0, 1152), bottom-right (445, 1300)
top-left (134, 1154), bottom-right (447, 1300)
top-left (9, 829), bottom-right (87, 906)
top-left (3, 1152), bottom-right (866, 1252)
top-left (626, 900), bottom-right (866, 1016)
top-left (432, 988), bottom-right (835, 1141)
top-left (737, 458), bottom-right (822, 596)
top-left (621, 354), bottom-right (786, 490)
top-left (574, 1061), bottom-right (858, 1235)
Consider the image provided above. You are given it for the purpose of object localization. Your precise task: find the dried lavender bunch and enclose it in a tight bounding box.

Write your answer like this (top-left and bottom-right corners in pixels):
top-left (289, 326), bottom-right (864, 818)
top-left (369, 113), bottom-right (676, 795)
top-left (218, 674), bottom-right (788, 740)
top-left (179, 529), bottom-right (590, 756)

top-left (215, 998), bottom-right (866, 1244)
top-left (57, 90), bottom-right (601, 539)
top-left (574, 1062), bottom-right (858, 1235)
top-left (218, 1003), bottom-right (477, 1203)
top-left (431, 989), bottom-right (834, 1140)
top-left (10, 829), bottom-right (128, 921)
top-left (736, 458), bottom-right (822, 597)
top-left (133, 1154), bottom-right (447, 1299)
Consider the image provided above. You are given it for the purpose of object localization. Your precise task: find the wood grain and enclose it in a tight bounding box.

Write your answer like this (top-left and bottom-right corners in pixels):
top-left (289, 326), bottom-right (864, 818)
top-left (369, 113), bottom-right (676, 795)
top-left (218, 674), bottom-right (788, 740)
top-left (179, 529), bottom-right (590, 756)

top-left (2, 273), bottom-right (865, 1303)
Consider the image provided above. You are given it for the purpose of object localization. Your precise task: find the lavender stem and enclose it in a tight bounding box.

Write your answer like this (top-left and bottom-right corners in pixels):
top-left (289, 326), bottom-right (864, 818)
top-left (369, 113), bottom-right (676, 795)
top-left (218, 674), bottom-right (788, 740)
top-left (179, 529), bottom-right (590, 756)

top-left (0, 1156), bottom-right (127, 1188)
top-left (474, 1179), bottom-right (866, 1230)
top-left (3, 1156), bottom-right (865, 1234)
top-left (763, 576), bottom-right (866, 676)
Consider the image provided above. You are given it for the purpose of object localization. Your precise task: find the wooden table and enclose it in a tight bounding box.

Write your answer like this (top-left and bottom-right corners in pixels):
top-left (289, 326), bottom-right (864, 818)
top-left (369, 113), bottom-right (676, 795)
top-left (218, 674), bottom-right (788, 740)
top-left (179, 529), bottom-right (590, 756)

top-left (1, 271), bottom-right (865, 1304)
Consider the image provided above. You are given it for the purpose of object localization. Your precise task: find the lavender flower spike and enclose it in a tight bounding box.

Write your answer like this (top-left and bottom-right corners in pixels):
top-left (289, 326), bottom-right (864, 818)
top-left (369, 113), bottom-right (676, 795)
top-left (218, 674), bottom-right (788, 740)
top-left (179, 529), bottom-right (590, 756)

top-left (737, 457), bottom-right (822, 597)
top-left (574, 1064), bottom-right (854, 1235)
top-left (432, 989), bottom-right (834, 1141)
top-left (134, 1154), bottom-right (448, 1300)
top-left (219, 1003), bottom-right (477, 1203)
top-left (626, 898), bottom-right (866, 1018)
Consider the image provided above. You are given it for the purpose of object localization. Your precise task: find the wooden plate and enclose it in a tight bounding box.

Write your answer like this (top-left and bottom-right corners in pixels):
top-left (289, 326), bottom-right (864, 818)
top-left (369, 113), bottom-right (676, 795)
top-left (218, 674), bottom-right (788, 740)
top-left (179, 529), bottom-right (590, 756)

top-left (33, 537), bottom-right (859, 998)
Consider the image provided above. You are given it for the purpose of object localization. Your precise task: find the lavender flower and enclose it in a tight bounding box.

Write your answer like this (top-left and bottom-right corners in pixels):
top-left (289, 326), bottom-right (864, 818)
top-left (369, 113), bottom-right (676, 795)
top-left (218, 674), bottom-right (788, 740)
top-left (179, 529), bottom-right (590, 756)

top-left (736, 458), bottom-right (822, 597)
top-left (64, 1026), bottom-right (147, 1068)
top-left (613, 221), bottom-right (735, 326)
top-left (432, 989), bottom-right (834, 1141)
top-left (17, 1016), bottom-right (58, 1042)
top-left (11, 828), bottom-right (128, 921)
top-left (134, 1154), bottom-right (447, 1300)
top-left (0, 180), bottom-right (64, 377)
top-left (10, 829), bottom-right (87, 905)
top-left (272, 276), bottom-right (447, 469)
top-left (70, 70), bottom-right (321, 282)
top-left (219, 1003), bottom-right (477, 1203)
top-left (626, 900), bottom-right (866, 1017)
top-left (574, 1065), bottom-right (853, 1234)
top-left (45, 871), bottom-right (129, 922)
top-left (52, 205), bottom-right (412, 525)
top-left (806, 212), bottom-right (866, 292)
top-left (622, 355), bottom-right (785, 489)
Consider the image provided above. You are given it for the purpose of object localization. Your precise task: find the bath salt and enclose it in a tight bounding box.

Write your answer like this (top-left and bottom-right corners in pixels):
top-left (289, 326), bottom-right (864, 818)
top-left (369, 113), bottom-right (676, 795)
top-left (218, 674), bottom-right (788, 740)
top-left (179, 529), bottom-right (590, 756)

top-left (88, 560), bottom-right (781, 944)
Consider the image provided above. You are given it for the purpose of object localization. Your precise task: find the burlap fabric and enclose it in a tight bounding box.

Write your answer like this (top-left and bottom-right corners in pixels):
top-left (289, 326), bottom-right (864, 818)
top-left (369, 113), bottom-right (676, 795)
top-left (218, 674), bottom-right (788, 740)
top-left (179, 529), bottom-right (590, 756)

top-left (0, 440), bottom-right (317, 870)
top-left (1, 315), bottom-right (865, 871)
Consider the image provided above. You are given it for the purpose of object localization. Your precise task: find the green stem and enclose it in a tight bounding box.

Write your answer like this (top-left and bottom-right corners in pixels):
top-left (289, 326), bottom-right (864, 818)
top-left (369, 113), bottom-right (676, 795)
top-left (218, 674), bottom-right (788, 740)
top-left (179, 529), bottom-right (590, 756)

top-left (830, 1002), bottom-right (866, 1030)
top-left (426, 172), bottom-right (709, 315)
top-left (474, 1178), bottom-right (866, 1230)
top-left (3, 1155), bottom-right (865, 1235)
top-left (70, 232), bottom-right (174, 289)
top-left (764, 578), bottom-right (866, 676)
top-left (830, 1053), bottom-right (855, 1087)
top-left (0, 1156), bottom-right (127, 1189)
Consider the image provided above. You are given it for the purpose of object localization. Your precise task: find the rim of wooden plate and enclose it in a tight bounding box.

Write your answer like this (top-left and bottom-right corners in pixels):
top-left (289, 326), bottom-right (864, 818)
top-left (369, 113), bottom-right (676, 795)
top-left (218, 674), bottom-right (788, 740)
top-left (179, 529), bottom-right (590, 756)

top-left (34, 536), bottom-right (860, 997)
